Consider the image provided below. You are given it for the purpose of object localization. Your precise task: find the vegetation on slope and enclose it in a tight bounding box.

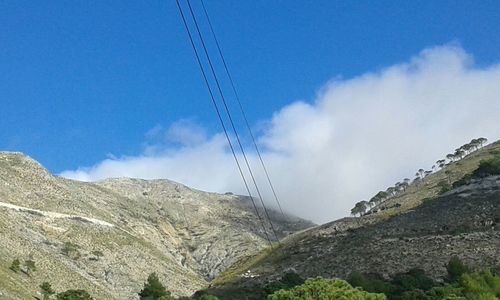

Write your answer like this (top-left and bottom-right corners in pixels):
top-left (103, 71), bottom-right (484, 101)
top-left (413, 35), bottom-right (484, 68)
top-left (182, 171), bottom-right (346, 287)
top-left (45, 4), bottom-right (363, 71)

top-left (268, 278), bottom-right (386, 300)
top-left (351, 137), bottom-right (490, 217)
top-left (3, 140), bottom-right (499, 299)
top-left (348, 138), bottom-right (500, 220)
top-left (451, 149), bottom-right (500, 189)
top-left (209, 257), bottom-right (500, 299)
top-left (189, 257), bottom-right (500, 299)
top-left (15, 256), bottom-right (499, 299)
top-left (347, 258), bottom-right (500, 300)
top-left (205, 139), bottom-right (500, 299)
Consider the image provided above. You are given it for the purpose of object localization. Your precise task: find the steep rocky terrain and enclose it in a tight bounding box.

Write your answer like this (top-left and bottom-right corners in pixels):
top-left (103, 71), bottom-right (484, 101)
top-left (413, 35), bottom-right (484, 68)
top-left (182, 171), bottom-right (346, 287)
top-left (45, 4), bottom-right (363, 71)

top-left (0, 152), bottom-right (313, 299)
top-left (207, 142), bottom-right (500, 299)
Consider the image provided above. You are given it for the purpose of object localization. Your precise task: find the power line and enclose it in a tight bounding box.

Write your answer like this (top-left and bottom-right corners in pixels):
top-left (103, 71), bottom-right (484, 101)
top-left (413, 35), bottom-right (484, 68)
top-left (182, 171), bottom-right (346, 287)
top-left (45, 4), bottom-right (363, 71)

top-left (185, 0), bottom-right (280, 242)
top-left (175, 0), bottom-right (273, 247)
top-left (200, 0), bottom-right (286, 219)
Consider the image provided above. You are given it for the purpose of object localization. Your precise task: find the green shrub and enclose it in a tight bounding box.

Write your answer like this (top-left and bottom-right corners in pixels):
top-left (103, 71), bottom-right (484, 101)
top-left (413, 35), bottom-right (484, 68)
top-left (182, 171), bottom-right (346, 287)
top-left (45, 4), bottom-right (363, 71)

top-left (399, 289), bottom-right (428, 300)
top-left (139, 273), bottom-right (173, 300)
top-left (40, 282), bottom-right (56, 300)
top-left (490, 267), bottom-right (500, 277)
top-left (348, 272), bottom-right (396, 296)
top-left (392, 268), bottom-right (436, 292)
top-left (9, 259), bottom-right (20, 272)
top-left (268, 277), bottom-right (387, 300)
top-left (346, 263), bottom-right (500, 300)
top-left (451, 153), bottom-right (500, 189)
top-left (489, 150), bottom-right (500, 156)
top-left (460, 271), bottom-right (500, 299)
top-left (452, 174), bottom-right (473, 189)
top-left (192, 291), bottom-right (222, 300)
top-left (447, 257), bottom-right (469, 282)
top-left (62, 242), bottom-right (81, 259)
top-left (91, 250), bottom-right (104, 257)
top-left (265, 281), bottom-right (289, 295)
top-left (56, 289), bottom-right (93, 300)
top-left (281, 272), bottom-right (305, 287)
top-left (472, 156), bottom-right (500, 178)
top-left (426, 285), bottom-right (464, 299)
top-left (199, 295), bottom-right (219, 300)
top-left (265, 272), bottom-right (305, 295)
top-left (24, 259), bottom-right (36, 275)
top-left (349, 269), bottom-right (435, 299)
top-left (437, 180), bottom-right (452, 194)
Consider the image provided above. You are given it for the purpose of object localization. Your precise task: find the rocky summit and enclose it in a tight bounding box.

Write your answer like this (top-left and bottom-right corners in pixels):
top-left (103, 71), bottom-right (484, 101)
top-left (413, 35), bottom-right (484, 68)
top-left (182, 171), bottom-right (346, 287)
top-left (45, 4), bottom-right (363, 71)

top-left (0, 152), bottom-right (313, 299)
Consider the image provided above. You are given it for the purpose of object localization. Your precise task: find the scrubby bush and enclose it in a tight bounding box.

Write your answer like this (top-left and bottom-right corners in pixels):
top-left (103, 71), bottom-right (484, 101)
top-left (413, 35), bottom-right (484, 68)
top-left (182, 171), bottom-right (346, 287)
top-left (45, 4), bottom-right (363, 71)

top-left (190, 292), bottom-right (220, 300)
top-left (392, 268), bottom-right (436, 292)
top-left (62, 242), bottom-right (81, 259)
top-left (268, 277), bottom-right (386, 300)
top-left (40, 282), bottom-right (55, 300)
top-left (348, 272), bottom-right (396, 296)
top-left (452, 174), bottom-right (473, 189)
top-left (423, 285), bottom-right (464, 299)
top-left (399, 288), bottom-right (428, 300)
top-left (447, 257), bottom-right (469, 282)
top-left (265, 271), bottom-right (305, 295)
top-left (472, 156), bottom-right (500, 178)
top-left (281, 272), bottom-right (305, 287)
top-left (460, 270), bottom-right (500, 299)
top-left (9, 258), bottom-right (20, 272)
top-left (198, 295), bottom-right (219, 300)
top-left (346, 259), bottom-right (500, 300)
top-left (437, 180), bottom-right (452, 194)
top-left (349, 269), bottom-right (435, 299)
top-left (56, 289), bottom-right (93, 300)
top-left (453, 152), bottom-right (500, 189)
top-left (25, 259), bottom-right (36, 276)
top-left (490, 267), bottom-right (500, 277)
top-left (91, 250), bottom-right (104, 257)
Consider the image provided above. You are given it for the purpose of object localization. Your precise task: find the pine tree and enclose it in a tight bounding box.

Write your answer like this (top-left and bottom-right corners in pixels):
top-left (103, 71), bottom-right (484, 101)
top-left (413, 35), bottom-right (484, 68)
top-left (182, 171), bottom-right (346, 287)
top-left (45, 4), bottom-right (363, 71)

top-left (139, 273), bottom-right (172, 300)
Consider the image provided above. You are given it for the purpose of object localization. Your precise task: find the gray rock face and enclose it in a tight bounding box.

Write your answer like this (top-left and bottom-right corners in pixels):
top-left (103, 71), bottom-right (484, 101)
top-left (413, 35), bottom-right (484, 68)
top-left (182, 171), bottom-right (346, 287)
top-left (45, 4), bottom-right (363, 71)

top-left (0, 152), bottom-right (313, 299)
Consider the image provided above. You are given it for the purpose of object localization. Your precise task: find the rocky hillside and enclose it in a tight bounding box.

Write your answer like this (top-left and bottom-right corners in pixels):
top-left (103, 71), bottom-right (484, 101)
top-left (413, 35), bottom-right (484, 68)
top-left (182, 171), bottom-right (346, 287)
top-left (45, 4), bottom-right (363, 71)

top-left (0, 152), bottom-right (313, 299)
top-left (207, 141), bottom-right (500, 299)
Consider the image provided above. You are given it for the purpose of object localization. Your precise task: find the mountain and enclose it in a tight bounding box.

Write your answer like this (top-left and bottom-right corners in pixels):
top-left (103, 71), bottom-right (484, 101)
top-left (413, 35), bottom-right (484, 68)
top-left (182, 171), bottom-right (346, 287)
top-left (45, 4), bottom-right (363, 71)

top-left (0, 152), bottom-right (313, 299)
top-left (206, 141), bottom-right (500, 299)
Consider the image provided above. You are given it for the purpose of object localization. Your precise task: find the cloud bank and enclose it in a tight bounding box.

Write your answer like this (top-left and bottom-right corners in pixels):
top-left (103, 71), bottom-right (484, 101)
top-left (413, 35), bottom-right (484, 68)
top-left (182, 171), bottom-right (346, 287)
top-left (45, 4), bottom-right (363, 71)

top-left (61, 45), bottom-right (500, 223)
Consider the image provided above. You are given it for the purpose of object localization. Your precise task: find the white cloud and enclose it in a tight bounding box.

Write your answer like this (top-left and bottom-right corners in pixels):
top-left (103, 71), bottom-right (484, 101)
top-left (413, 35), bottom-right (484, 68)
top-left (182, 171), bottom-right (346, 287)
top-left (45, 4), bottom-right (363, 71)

top-left (61, 45), bottom-right (500, 223)
top-left (142, 119), bottom-right (208, 155)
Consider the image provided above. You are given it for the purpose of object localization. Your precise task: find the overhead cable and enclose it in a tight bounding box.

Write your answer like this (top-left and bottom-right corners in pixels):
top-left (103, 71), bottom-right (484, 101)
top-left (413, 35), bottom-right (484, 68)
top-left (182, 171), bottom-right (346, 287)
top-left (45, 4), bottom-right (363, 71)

top-left (200, 0), bottom-right (286, 219)
top-left (185, 0), bottom-right (280, 242)
top-left (175, 0), bottom-right (273, 247)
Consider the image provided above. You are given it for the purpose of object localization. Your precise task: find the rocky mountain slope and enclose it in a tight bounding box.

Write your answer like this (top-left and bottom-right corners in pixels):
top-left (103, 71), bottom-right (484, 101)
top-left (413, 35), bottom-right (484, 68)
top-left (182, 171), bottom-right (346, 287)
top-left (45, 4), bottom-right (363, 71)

top-left (0, 152), bottom-right (313, 299)
top-left (207, 141), bottom-right (500, 299)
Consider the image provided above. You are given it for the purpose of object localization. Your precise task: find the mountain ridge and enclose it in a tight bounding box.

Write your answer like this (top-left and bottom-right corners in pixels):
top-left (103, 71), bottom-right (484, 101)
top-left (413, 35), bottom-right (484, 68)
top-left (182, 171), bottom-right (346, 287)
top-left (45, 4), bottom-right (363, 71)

top-left (205, 140), bottom-right (500, 299)
top-left (0, 151), bottom-right (313, 299)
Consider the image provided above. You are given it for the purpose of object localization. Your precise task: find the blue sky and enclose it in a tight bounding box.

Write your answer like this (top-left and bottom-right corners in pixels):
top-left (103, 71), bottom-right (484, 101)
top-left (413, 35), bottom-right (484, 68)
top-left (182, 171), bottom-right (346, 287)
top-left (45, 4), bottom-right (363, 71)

top-left (1, 0), bottom-right (499, 173)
